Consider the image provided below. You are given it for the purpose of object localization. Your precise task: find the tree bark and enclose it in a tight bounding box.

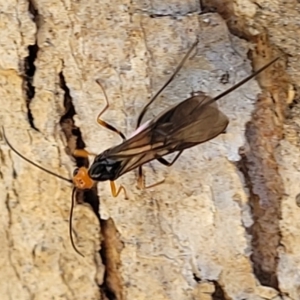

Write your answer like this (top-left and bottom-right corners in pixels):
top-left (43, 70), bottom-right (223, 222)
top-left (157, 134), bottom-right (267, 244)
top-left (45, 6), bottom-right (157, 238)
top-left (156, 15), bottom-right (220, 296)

top-left (0, 0), bottom-right (298, 299)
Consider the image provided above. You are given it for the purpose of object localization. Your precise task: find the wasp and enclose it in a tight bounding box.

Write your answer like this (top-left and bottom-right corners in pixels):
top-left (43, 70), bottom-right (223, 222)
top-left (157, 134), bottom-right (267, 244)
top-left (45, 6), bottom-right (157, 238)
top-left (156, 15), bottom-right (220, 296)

top-left (3, 38), bottom-right (279, 255)
top-left (72, 55), bottom-right (279, 198)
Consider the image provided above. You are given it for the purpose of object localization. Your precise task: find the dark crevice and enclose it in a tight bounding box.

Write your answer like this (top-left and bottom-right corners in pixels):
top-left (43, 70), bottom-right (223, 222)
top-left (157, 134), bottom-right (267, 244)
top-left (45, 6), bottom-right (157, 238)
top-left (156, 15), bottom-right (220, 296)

top-left (211, 281), bottom-right (227, 300)
top-left (199, 0), bottom-right (218, 14)
top-left (28, 0), bottom-right (38, 22)
top-left (59, 72), bottom-right (86, 164)
top-left (23, 0), bottom-right (39, 131)
top-left (99, 218), bottom-right (124, 300)
top-left (59, 71), bottom-right (124, 299)
top-left (193, 273), bottom-right (201, 283)
top-left (100, 280), bottom-right (117, 300)
top-left (59, 70), bottom-right (100, 218)
top-left (199, 0), bottom-right (204, 11)
top-left (253, 2), bottom-right (263, 9)
top-left (149, 10), bottom-right (200, 18)
top-left (59, 70), bottom-right (124, 300)
top-left (12, 168), bottom-right (17, 179)
top-left (150, 13), bottom-right (175, 18)
top-left (23, 44), bottom-right (39, 131)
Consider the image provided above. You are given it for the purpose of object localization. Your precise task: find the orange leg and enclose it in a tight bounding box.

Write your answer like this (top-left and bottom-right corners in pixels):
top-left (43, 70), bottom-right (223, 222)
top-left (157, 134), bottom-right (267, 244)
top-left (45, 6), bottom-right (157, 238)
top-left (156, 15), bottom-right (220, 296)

top-left (72, 149), bottom-right (97, 158)
top-left (95, 79), bottom-right (126, 141)
top-left (73, 80), bottom-right (126, 160)
top-left (110, 181), bottom-right (128, 199)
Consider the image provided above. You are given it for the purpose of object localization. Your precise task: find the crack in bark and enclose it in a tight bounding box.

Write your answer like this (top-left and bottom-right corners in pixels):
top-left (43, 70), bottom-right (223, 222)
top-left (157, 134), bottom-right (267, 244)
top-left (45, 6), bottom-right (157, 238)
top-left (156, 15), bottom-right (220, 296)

top-left (202, 0), bottom-right (291, 290)
top-left (23, 0), bottom-right (39, 131)
top-left (99, 218), bottom-right (124, 300)
top-left (149, 10), bottom-right (200, 18)
top-left (211, 280), bottom-right (227, 300)
top-left (193, 273), bottom-right (201, 283)
top-left (58, 69), bottom-right (100, 216)
top-left (59, 69), bottom-right (124, 300)
top-left (238, 44), bottom-right (287, 289)
top-left (59, 71), bottom-right (87, 166)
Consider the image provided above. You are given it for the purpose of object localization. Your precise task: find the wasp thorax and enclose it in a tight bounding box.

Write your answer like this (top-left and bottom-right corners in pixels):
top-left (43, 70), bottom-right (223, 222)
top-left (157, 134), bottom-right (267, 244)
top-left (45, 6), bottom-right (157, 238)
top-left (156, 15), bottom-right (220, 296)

top-left (72, 167), bottom-right (94, 189)
top-left (88, 157), bottom-right (121, 181)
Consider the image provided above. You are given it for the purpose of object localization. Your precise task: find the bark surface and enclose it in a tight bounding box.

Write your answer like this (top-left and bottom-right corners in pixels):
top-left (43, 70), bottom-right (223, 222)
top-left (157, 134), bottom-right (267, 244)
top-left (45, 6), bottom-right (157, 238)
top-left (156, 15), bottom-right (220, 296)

top-left (0, 0), bottom-right (298, 299)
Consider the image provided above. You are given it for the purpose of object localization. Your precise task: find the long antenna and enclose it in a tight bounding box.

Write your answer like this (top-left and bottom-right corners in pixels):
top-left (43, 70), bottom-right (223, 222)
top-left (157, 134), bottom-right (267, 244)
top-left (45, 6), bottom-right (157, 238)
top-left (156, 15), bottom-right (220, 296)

top-left (209, 56), bottom-right (280, 105)
top-left (69, 187), bottom-right (84, 257)
top-left (2, 127), bottom-right (85, 256)
top-left (2, 127), bottom-right (72, 184)
top-left (136, 38), bottom-right (199, 128)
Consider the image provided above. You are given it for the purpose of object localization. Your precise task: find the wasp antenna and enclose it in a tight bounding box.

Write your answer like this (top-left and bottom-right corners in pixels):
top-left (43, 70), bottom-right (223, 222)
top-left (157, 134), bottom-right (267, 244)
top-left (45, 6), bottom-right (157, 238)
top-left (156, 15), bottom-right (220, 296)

top-left (95, 79), bottom-right (109, 108)
top-left (69, 187), bottom-right (84, 257)
top-left (209, 56), bottom-right (280, 105)
top-left (2, 126), bottom-right (72, 184)
top-left (137, 38), bottom-right (199, 128)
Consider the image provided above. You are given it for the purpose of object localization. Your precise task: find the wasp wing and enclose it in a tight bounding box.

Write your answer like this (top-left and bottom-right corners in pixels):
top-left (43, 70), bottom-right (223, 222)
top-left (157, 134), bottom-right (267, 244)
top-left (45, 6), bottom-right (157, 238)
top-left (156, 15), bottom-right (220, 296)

top-left (102, 93), bottom-right (229, 178)
top-left (149, 92), bottom-right (229, 149)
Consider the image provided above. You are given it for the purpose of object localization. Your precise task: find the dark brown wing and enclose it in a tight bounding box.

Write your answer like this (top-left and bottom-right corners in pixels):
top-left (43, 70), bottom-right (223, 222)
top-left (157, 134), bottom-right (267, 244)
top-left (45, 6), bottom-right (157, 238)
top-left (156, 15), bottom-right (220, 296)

top-left (149, 92), bottom-right (229, 149)
top-left (101, 93), bottom-right (229, 178)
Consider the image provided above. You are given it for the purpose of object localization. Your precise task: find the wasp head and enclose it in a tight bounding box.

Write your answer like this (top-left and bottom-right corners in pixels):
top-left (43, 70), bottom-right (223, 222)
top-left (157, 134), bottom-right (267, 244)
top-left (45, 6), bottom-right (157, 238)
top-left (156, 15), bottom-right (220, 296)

top-left (73, 167), bottom-right (95, 189)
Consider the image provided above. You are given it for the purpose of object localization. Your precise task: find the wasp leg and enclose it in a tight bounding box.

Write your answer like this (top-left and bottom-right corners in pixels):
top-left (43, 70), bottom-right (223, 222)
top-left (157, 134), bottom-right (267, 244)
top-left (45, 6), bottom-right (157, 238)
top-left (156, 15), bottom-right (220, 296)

top-left (137, 151), bottom-right (183, 190)
top-left (74, 79), bottom-right (127, 159)
top-left (96, 79), bottom-right (126, 141)
top-left (156, 151), bottom-right (183, 166)
top-left (72, 149), bottom-right (97, 158)
top-left (137, 166), bottom-right (165, 190)
top-left (110, 180), bottom-right (128, 199)
top-left (137, 166), bottom-right (144, 189)
top-left (97, 117), bottom-right (126, 141)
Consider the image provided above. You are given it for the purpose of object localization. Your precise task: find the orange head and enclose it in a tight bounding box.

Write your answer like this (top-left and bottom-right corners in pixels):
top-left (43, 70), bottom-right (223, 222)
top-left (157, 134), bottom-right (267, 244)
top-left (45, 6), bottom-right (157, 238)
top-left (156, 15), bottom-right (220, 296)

top-left (72, 167), bottom-right (95, 189)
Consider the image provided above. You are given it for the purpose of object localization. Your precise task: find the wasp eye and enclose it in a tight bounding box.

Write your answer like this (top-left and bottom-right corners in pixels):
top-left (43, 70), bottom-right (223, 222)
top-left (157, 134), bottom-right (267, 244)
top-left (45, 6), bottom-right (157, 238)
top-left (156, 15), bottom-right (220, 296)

top-left (73, 168), bottom-right (79, 176)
